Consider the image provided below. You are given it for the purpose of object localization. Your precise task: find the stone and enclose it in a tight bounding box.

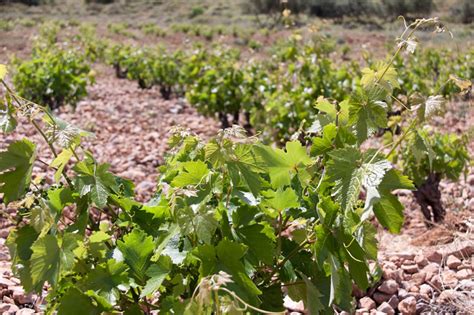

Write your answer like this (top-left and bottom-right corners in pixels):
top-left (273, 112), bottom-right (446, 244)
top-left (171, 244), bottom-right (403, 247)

top-left (457, 262), bottom-right (471, 270)
top-left (414, 255), bottom-right (428, 268)
top-left (0, 277), bottom-right (15, 289)
top-left (355, 309), bottom-right (369, 315)
top-left (0, 303), bottom-right (19, 313)
top-left (383, 269), bottom-right (403, 282)
top-left (425, 250), bottom-right (442, 264)
top-left (12, 290), bottom-right (35, 305)
top-left (8, 277), bottom-right (20, 285)
top-left (409, 286), bottom-right (419, 293)
top-left (387, 295), bottom-right (399, 309)
top-left (441, 270), bottom-right (459, 288)
top-left (446, 255), bottom-right (462, 269)
top-left (16, 309), bottom-right (35, 315)
top-left (409, 272), bottom-right (426, 286)
top-left (373, 292), bottom-right (391, 304)
top-left (422, 263), bottom-right (440, 281)
top-left (442, 241), bottom-right (474, 259)
top-left (394, 252), bottom-right (416, 261)
top-left (401, 281), bottom-right (413, 291)
top-left (397, 288), bottom-right (409, 300)
top-left (430, 275), bottom-right (442, 290)
top-left (359, 297), bottom-right (376, 310)
top-left (398, 296), bottom-right (416, 315)
top-left (458, 279), bottom-right (474, 290)
top-left (378, 280), bottom-right (399, 295)
top-left (401, 264), bottom-right (418, 274)
top-left (456, 268), bottom-right (472, 280)
top-left (419, 284), bottom-right (433, 296)
top-left (377, 302), bottom-right (395, 315)
top-left (437, 289), bottom-right (462, 303)
top-left (382, 261), bottom-right (397, 270)
top-left (416, 301), bottom-right (430, 314)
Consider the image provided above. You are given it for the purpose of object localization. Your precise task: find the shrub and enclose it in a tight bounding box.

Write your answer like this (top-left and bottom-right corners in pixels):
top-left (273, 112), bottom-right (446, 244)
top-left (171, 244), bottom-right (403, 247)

top-left (242, 0), bottom-right (307, 15)
top-left (451, 0), bottom-right (474, 24)
top-left (12, 44), bottom-right (93, 109)
top-left (0, 0), bottom-right (42, 5)
top-left (107, 22), bottom-right (135, 38)
top-left (381, 0), bottom-right (433, 18)
top-left (399, 130), bottom-right (469, 223)
top-left (85, 0), bottom-right (115, 4)
top-left (0, 19), bottom-right (14, 31)
top-left (186, 48), bottom-right (245, 128)
top-left (140, 23), bottom-right (167, 37)
top-left (189, 6), bottom-right (205, 18)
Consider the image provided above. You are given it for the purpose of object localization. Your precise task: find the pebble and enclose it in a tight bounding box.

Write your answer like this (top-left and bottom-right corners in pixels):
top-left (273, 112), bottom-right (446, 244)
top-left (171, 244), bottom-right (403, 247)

top-left (13, 290), bottom-right (35, 305)
top-left (382, 268), bottom-right (403, 282)
top-left (398, 296), bottom-right (416, 315)
top-left (401, 264), bottom-right (418, 274)
top-left (387, 295), bottom-right (399, 309)
top-left (422, 263), bottom-right (440, 281)
top-left (355, 308), bottom-right (369, 315)
top-left (430, 275), bottom-right (443, 290)
top-left (409, 272), bottom-right (426, 286)
top-left (17, 309), bottom-right (36, 315)
top-left (446, 255), bottom-right (462, 269)
top-left (455, 268), bottom-right (472, 280)
top-left (458, 279), bottom-right (474, 290)
top-left (378, 280), bottom-right (399, 295)
top-left (0, 303), bottom-right (19, 313)
top-left (377, 302), bottom-right (395, 315)
top-left (372, 292), bottom-right (391, 304)
top-left (397, 288), bottom-right (409, 300)
top-left (359, 296), bottom-right (376, 310)
top-left (0, 277), bottom-right (15, 289)
top-left (437, 289), bottom-right (462, 303)
top-left (425, 249), bottom-right (442, 264)
top-left (414, 255), bottom-right (428, 268)
top-left (441, 270), bottom-right (459, 288)
top-left (395, 252), bottom-right (416, 262)
top-left (419, 284), bottom-right (433, 296)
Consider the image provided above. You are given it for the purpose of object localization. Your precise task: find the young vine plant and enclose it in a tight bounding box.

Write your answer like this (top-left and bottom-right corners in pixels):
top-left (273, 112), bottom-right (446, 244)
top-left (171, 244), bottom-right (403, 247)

top-left (0, 18), bottom-right (462, 314)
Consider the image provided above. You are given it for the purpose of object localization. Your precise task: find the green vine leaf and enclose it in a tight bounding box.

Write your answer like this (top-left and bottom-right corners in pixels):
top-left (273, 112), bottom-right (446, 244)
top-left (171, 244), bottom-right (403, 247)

top-left (30, 233), bottom-right (79, 290)
top-left (171, 160), bottom-right (209, 187)
top-left (83, 259), bottom-right (130, 306)
top-left (255, 141), bottom-right (311, 188)
top-left (361, 63), bottom-right (400, 93)
top-left (215, 239), bottom-right (262, 306)
top-left (44, 115), bottom-right (91, 149)
top-left (349, 87), bottom-right (388, 143)
top-left (0, 97), bottom-right (17, 133)
top-left (57, 288), bottom-right (101, 315)
top-left (300, 274), bottom-right (325, 314)
top-left (117, 229), bottom-right (155, 285)
top-left (327, 148), bottom-right (392, 213)
top-left (0, 139), bottom-right (36, 204)
top-left (74, 159), bottom-right (117, 208)
top-left (366, 169), bottom-right (414, 233)
top-left (50, 148), bottom-right (74, 182)
top-left (141, 255), bottom-right (172, 298)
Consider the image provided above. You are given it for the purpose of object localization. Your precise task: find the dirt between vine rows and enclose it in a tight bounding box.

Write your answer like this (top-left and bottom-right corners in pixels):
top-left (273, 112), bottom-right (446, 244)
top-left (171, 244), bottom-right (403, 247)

top-left (0, 70), bottom-right (472, 314)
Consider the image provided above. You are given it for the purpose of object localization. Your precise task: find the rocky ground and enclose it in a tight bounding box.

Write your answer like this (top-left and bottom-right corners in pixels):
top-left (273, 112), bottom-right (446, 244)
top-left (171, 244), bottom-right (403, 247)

top-left (0, 70), bottom-right (473, 314)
